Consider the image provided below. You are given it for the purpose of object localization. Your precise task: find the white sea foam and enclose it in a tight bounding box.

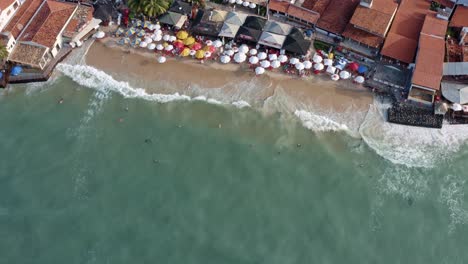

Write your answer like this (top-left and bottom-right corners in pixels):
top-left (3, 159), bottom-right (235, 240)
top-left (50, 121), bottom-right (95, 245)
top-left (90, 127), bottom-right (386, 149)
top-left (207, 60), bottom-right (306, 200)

top-left (232, 100), bottom-right (251, 109)
top-left (294, 110), bottom-right (349, 132)
top-left (439, 174), bottom-right (468, 233)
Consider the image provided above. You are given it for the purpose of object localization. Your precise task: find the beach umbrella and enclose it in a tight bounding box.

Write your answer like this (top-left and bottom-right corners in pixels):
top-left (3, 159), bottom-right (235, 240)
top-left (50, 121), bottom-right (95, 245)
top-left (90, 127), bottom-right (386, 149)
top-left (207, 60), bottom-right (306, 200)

top-left (271, 60), bottom-right (281, 68)
top-left (452, 103), bottom-right (463, 111)
top-left (234, 52), bottom-right (247, 63)
top-left (176, 30), bottom-right (189, 40)
top-left (115, 27), bottom-right (124, 36)
top-left (331, 74), bottom-right (339, 81)
top-left (139, 41), bottom-right (148, 48)
top-left (249, 2), bottom-right (256, 8)
top-left (174, 40), bottom-right (184, 49)
top-left (225, 49), bottom-right (235, 56)
top-left (295, 62), bottom-right (305, 71)
top-left (165, 44), bottom-right (174, 51)
top-left (220, 55), bottom-right (231, 64)
top-left (206, 40), bottom-right (213, 46)
top-left (137, 29), bottom-right (146, 37)
top-left (354, 76), bottom-right (365, 84)
top-left (257, 52), bottom-right (267, 60)
top-left (134, 19), bottom-right (143, 27)
top-left (268, 54), bottom-right (278, 61)
top-left (195, 50), bottom-right (205, 59)
top-left (163, 34), bottom-right (171, 42)
top-left (180, 47), bottom-right (190, 56)
top-left (348, 62), bottom-right (359, 71)
top-left (143, 21), bottom-right (152, 29)
top-left (204, 51), bottom-right (212, 58)
top-left (148, 24), bottom-right (155, 31)
top-left (126, 28), bottom-right (136, 36)
top-left (314, 63), bottom-right (324, 71)
top-left (326, 65), bottom-right (336, 74)
top-left (289, 57), bottom-right (299, 65)
top-left (10, 65), bottom-right (22, 76)
top-left (153, 34), bottom-right (162, 42)
top-left (148, 43), bottom-right (156, 50)
top-left (236, 0), bottom-right (243, 4)
top-left (156, 44), bottom-right (164, 50)
top-left (249, 56), bottom-right (259, 64)
top-left (249, 48), bottom-right (258, 56)
top-left (255, 67), bottom-right (265, 75)
top-left (312, 54), bottom-right (323, 63)
top-left (119, 37), bottom-right (131, 45)
top-left (358, 65), bottom-right (368, 74)
top-left (238, 44), bottom-right (249, 54)
top-left (131, 38), bottom-right (141, 47)
top-left (229, 0), bottom-right (235, 3)
top-left (169, 36), bottom-right (177, 42)
top-left (278, 54), bottom-right (288, 63)
top-left (189, 49), bottom-right (196, 56)
top-left (94, 31), bottom-right (105, 39)
top-left (232, 46), bottom-right (239, 53)
top-left (204, 45), bottom-right (216, 53)
top-left (324, 58), bottom-right (333, 66)
top-left (260, 60), bottom-right (271, 68)
top-left (303, 60), bottom-right (312, 69)
top-left (155, 29), bottom-right (163, 35)
top-left (213, 40), bottom-right (223, 48)
top-left (158, 56), bottom-right (166, 63)
top-left (154, 24), bottom-right (161, 30)
top-left (144, 37), bottom-right (153, 43)
top-left (191, 42), bottom-right (202, 50)
top-left (242, 1), bottom-right (249, 6)
top-left (184, 37), bottom-right (195, 46)
top-left (339, 71), bottom-right (351, 79)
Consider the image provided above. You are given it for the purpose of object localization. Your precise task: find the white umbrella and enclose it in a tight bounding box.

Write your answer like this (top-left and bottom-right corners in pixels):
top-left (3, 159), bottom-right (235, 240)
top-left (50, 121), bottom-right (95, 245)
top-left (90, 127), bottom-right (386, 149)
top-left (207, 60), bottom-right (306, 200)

top-left (238, 44), bottom-right (249, 54)
top-left (249, 49), bottom-right (258, 56)
top-left (144, 37), bottom-right (153, 43)
top-left (156, 44), bottom-right (164, 50)
top-left (331, 74), bottom-right (340, 81)
top-left (234, 52), bottom-right (247, 63)
top-left (289, 58), bottom-right (299, 64)
top-left (249, 56), bottom-right (259, 64)
top-left (139, 41), bottom-right (148, 48)
top-left (278, 54), bottom-right (288, 63)
top-left (236, 0), bottom-right (243, 4)
top-left (249, 2), bottom-right (256, 8)
top-left (324, 58), bottom-right (333, 66)
top-left (255, 67), bottom-right (265, 75)
top-left (312, 54), bottom-right (323, 63)
top-left (155, 29), bottom-right (162, 35)
top-left (94, 31), bottom-right (105, 39)
top-left (268, 54), bottom-right (278, 61)
top-left (232, 46), bottom-right (239, 53)
top-left (163, 34), bottom-right (170, 42)
top-left (271, 60), bottom-right (281, 69)
top-left (205, 51), bottom-right (212, 57)
top-left (229, 0), bottom-right (235, 3)
top-left (189, 49), bottom-right (196, 56)
top-left (220, 55), bottom-right (231, 63)
top-left (326, 65), bottom-right (336, 74)
top-left (295, 62), bottom-right (305, 70)
top-left (260, 60), bottom-right (271, 68)
top-left (153, 34), bottom-right (162, 42)
top-left (148, 24), bottom-right (155, 31)
top-left (213, 40), bottom-right (223, 48)
top-left (242, 1), bottom-right (249, 6)
top-left (257, 52), bottom-right (267, 60)
top-left (165, 44), bottom-right (174, 51)
top-left (452, 103), bottom-right (463, 111)
top-left (225, 49), bottom-right (235, 56)
top-left (314, 63), bottom-right (324, 71)
top-left (158, 56), bottom-right (166, 63)
top-left (154, 24), bottom-right (161, 30)
top-left (148, 43), bottom-right (156, 50)
top-left (339, 70), bottom-right (351, 79)
top-left (303, 60), bottom-right (312, 69)
top-left (206, 40), bottom-right (213, 46)
top-left (354, 76), bottom-right (365, 84)
top-left (169, 36), bottom-right (177, 42)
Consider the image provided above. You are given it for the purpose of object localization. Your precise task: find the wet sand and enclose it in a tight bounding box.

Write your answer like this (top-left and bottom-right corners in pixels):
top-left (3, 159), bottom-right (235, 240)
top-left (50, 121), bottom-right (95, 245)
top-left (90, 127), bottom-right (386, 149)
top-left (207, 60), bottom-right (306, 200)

top-left (85, 40), bottom-right (373, 113)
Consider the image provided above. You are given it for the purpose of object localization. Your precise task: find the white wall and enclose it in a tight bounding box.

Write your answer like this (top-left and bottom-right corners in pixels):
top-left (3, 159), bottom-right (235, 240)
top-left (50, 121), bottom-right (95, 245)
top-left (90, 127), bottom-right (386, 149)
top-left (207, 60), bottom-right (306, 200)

top-left (0, 0), bottom-right (22, 32)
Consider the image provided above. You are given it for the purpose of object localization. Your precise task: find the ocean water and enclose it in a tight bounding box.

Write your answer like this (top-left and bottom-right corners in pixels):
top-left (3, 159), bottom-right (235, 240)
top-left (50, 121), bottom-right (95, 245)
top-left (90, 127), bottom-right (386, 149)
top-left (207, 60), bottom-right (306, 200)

top-left (1, 59), bottom-right (468, 263)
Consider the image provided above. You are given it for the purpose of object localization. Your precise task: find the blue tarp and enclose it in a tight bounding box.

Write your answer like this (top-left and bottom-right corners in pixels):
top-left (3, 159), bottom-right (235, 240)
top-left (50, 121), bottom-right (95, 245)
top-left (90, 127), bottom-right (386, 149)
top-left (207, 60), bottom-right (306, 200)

top-left (0, 72), bottom-right (3, 79)
top-left (358, 65), bottom-right (368, 74)
top-left (11, 66), bottom-right (22, 76)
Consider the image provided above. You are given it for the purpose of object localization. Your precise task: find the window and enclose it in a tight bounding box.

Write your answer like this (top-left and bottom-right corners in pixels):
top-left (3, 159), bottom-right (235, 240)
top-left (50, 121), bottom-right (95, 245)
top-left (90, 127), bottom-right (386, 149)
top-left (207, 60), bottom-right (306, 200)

top-left (55, 43), bottom-right (60, 51)
top-left (7, 10), bottom-right (11, 15)
top-left (13, 2), bottom-right (18, 9)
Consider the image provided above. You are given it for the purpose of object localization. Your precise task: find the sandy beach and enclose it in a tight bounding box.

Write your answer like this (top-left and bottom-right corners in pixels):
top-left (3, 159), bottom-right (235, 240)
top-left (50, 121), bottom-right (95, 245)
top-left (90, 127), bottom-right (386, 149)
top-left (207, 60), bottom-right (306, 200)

top-left (85, 39), bottom-right (373, 114)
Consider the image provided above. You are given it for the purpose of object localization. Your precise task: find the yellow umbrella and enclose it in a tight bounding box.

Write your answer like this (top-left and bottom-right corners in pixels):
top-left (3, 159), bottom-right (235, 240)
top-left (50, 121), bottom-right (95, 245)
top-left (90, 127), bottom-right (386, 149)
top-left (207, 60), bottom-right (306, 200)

top-left (180, 48), bottom-right (190, 57)
top-left (177, 30), bottom-right (189, 40)
top-left (183, 36), bottom-right (195, 46)
top-left (163, 42), bottom-right (169, 47)
top-left (195, 50), bottom-right (205, 59)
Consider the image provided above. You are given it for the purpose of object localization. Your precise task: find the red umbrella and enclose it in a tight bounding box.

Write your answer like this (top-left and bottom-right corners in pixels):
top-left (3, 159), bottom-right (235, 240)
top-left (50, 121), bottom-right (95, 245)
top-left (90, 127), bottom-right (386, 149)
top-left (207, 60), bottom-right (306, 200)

top-left (191, 42), bottom-right (202, 50)
top-left (174, 40), bottom-right (184, 50)
top-left (348, 62), bottom-right (359, 72)
top-left (204, 45), bottom-right (216, 53)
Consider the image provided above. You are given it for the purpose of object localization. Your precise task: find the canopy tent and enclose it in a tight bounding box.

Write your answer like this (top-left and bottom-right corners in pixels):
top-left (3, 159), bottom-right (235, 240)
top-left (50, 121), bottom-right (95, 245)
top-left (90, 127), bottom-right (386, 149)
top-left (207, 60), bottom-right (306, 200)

top-left (282, 36), bottom-right (311, 55)
top-left (218, 23), bottom-right (241, 38)
top-left (191, 21), bottom-right (223, 37)
top-left (224, 12), bottom-right (248, 26)
top-left (441, 82), bottom-right (468, 104)
top-left (258, 31), bottom-right (286, 49)
top-left (200, 9), bottom-right (228, 23)
top-left (287, 28), bottom-right (304, 40)
top-left (235, 26), bottom-right (262, 43)
top-left (264, 21), bottom-right (292, 35)
top-left (168, 1), bottom-right (192, 16)
top-left (242, 16), bottom-right (266, 31)
top-left (159, 12), bottom-right (188, 29)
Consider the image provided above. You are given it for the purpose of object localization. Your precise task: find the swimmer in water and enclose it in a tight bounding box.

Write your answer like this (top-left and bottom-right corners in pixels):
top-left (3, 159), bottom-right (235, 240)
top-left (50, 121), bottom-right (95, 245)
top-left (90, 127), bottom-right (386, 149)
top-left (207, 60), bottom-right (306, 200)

top-left (58, 98), bottom-right (64, 104)
top-left (145, 138), bottom-right (152, 144)
top-left (119, 118), bottom-right (124, 122)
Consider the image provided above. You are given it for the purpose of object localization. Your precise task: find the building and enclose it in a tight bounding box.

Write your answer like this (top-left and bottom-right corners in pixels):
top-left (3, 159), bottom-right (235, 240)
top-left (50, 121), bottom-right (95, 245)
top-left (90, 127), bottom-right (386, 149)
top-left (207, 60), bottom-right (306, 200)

top-left (0, 0), bottom-right (23, 32)
top-left (449, 4), bottom-right (468, 46)
top-left (268, 0), bottom-right (320, 25)
top-left (407, 15), bottom-right (448, 104)
top-left (315, 0), bottom-right (360, 36)
top-left (341, 0), bottom-right (398, 55)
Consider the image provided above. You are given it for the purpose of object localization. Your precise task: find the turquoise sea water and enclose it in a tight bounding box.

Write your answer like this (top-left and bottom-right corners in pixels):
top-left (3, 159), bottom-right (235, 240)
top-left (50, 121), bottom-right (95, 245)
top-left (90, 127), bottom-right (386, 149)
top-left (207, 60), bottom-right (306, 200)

top-left (1, 69), bottom-right (468, 263)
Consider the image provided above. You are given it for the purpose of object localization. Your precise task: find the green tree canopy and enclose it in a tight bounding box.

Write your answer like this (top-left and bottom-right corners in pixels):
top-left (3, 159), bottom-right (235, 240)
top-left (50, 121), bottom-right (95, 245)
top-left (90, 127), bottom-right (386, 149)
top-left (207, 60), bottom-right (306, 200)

top-left (0, 45), bottom-right (8, 60)
top-left (128, 0), bottom-right (172, 17)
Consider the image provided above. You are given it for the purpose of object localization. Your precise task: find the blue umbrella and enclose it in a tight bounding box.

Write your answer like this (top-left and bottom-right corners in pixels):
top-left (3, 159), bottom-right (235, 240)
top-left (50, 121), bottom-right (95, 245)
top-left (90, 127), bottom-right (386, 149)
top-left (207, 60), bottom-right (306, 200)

top-left (11, 66), bottom-right (23, 76)
top-left (358, 65), bottom-right (368, 74)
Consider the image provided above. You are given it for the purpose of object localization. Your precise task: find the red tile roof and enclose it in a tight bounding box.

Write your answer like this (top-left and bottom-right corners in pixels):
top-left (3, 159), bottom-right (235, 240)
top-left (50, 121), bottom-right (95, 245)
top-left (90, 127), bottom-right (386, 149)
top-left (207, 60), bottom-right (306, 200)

top-left (20, 1), bottom-right (77, 48)
top-left (342, 24), bottom-right (384, 48)
top-left (269, 0), bottom-right (320, 24)
top-left (63, 4), bottom-right (94, 38)
top-left (463, 46), bottom-right (468, 62)
top-left (269, 0), bottom-right (289, 13)
top-left (317, 0), bottom-right (360, 35)
top-left (412, 35), bottom-right (445, 90)
top-left (421, 14), bottom-right (447, 38)
top-left (381, 0), bottom-right (435, 63)
top-left (450, 5), bottom-right (468, 28)
top-left (349, 0), bottom-right (398, 37)
top-left (0, 0), bottom-right (16, 11)
top-left (3, 0), bottom-right (43, 38)
top-left (301, 0), bottom-right (331, 15)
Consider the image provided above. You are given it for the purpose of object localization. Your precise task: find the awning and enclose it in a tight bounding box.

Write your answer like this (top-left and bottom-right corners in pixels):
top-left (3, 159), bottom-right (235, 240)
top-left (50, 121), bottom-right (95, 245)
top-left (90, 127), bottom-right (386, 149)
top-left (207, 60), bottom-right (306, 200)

top-left (441, 82), bottom-right (468, 104)
top-left (72, 18), bottom-right (102, 44)
top-left (258, 31), bottom-right (286, 49)
top-left (264, 21), bottom-right (292, 35)
top-left (218, 23), bottom-right (241, 38)
top-left (191, 21), bottom-right (223, 37)
top-left (203, 9), bottom-right (228, 22)
top-left (159, 12), bottom-right (188, 28)
top-left (443, 62), bottom-right (468, 76)
top-left (282, 36), bottom-right (311, 55)
top-left (242, 16), bottom-right (266, 31)
top-left (235, 26), bottom-right (262, 43)
top-left (224, 11), bottom-right (248, 26)
top-left (168, 1), bottom-right (192, 16)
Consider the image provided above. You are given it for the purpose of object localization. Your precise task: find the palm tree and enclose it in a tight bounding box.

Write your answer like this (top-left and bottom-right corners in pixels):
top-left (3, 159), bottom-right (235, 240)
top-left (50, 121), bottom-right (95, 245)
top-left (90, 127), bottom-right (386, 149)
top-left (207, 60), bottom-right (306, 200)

top-left (0, 45), bottom-right (8, 60)
top-left (128, 0), bottom-right (144, 13)
top-left (142, 0), bottom-right (171, 17)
